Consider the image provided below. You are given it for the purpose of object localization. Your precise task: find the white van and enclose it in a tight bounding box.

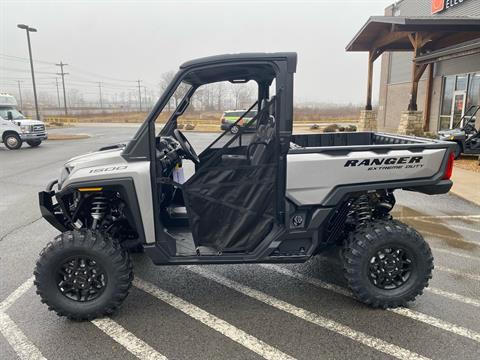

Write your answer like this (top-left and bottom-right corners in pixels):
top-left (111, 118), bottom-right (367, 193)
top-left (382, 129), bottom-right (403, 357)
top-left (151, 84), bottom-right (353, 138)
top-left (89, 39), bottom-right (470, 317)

top-left (0, 94), bottom-right (47, 150)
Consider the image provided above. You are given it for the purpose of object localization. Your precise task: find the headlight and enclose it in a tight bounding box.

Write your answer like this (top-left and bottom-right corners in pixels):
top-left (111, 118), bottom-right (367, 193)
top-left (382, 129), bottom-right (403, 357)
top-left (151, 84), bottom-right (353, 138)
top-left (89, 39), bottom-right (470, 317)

top-left (20, 125), bottom-right (30, 133)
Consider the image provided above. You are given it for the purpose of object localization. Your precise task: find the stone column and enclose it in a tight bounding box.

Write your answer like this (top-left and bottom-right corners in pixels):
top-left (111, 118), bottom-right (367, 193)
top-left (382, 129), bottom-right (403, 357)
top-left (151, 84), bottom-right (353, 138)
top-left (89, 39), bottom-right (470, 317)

top-left (358, 110), bottom-right (377, 132)
top-left (398, 111), bottom-right (424, 136)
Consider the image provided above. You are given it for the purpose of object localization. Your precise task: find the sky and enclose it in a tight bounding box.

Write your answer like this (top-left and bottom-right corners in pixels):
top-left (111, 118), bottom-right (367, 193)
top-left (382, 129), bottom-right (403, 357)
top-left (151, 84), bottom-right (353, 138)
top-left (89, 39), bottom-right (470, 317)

top-left (1, 0), bottom-right (395, 105)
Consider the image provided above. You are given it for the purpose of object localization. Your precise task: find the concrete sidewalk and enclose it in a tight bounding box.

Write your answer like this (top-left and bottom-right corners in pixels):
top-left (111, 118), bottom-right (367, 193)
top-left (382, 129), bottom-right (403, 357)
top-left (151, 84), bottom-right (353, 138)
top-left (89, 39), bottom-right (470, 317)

top-left (451, 166), bottom-right (480, 205)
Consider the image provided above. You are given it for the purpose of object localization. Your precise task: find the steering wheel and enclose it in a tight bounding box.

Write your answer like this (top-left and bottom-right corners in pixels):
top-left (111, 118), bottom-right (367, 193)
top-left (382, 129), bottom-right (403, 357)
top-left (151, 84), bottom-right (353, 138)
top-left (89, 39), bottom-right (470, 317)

top-left (173, 129), bottom-right (200, 165)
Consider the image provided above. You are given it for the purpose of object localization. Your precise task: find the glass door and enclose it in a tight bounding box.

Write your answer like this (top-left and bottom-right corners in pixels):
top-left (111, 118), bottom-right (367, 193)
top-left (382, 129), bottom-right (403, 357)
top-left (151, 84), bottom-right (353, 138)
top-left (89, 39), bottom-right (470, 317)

top-left (450, 91), bottom-right (466, 129)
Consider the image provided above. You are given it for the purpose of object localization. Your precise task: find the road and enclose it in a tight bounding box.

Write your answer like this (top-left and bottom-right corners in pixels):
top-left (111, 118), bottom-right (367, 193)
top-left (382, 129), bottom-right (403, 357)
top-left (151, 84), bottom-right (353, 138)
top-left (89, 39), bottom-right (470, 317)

top-left (1, 125), bottom-right (480, 360)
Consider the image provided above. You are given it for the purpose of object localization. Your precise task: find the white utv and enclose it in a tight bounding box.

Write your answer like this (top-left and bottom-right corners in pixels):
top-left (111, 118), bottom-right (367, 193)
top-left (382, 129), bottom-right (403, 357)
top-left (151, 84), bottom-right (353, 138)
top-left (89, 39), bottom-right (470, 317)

top-left (0, 94), bottom-right (48, 149)
top-left (35, 53), bottom-right (456, 320)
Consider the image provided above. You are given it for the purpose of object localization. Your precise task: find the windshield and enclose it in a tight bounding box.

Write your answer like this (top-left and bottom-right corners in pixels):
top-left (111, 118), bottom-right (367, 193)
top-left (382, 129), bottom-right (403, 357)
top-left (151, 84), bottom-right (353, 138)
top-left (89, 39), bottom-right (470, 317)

top-left (0, 108), bottom-right (25, 120)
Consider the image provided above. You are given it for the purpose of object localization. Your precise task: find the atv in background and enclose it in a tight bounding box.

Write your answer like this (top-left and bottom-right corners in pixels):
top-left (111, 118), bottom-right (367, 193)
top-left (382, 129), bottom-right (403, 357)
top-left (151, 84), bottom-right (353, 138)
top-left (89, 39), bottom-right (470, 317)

top-left (438, 105), bottom-right (480, 159)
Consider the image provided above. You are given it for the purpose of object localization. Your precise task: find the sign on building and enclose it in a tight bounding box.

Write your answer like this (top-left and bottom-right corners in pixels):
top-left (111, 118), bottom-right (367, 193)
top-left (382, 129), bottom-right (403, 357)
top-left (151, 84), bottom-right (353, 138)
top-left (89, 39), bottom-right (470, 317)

top-left (432, 0), bottom-right (469, 14)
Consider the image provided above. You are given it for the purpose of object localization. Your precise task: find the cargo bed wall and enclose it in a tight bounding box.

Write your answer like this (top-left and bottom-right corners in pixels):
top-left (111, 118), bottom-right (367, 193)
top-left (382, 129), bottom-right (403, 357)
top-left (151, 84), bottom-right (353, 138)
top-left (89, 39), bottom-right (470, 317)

top-left (290, 132), bottom-right (433, 148)
top-left (286, 132), bottom-right (454, 206)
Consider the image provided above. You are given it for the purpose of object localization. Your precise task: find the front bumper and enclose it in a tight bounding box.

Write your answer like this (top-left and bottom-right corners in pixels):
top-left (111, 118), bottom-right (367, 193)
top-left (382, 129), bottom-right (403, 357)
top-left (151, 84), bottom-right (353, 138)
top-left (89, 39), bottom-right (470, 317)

top-left (20, 132), bottom-right (48, 141)
top-left (39, 180), bottom-right (68, 232)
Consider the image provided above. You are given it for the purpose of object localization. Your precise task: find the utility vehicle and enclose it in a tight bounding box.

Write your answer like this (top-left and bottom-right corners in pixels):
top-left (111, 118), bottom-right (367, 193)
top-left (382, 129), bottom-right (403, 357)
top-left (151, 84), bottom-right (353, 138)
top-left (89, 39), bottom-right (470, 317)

top-left (35, 53), bottom-right (455, 320)
top-left (438, 105), bottom-right (480, 159)
top-left (220, 109), bottom-right (258, 134)
top-left (0, 93), bottom-right (47, 149)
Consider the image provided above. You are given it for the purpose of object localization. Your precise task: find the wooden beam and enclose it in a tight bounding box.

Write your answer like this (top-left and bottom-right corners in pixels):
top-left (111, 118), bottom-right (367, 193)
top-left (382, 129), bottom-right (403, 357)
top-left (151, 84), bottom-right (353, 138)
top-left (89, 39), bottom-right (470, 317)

top-left (423, 63), bottom-right (434, 132)
top-left (372, 31), bottom-right (410, 50)
top-left (365, 50), bottom-right (375, 111)
top-left (408, 33), bottom-right (428, 111)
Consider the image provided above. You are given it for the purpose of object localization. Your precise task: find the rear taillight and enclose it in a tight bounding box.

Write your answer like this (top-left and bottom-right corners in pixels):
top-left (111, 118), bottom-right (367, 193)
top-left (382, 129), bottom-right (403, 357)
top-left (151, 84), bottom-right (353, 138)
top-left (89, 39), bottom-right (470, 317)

top-left (443, 152), bottom-right (455, 180)
top-left (221, 117), bottom-right (226, 124)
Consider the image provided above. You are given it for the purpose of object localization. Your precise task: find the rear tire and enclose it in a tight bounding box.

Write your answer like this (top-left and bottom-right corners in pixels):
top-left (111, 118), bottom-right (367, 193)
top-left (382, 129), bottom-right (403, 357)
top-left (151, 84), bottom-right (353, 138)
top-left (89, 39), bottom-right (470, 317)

top-left (4, 133), bottom-right (22, 150)
top-left (343, 220), bottom-right (433, 309)
top-left (27, 139), bottom-right (42, 147)
top-left (34, 229), bottom-right (133, 320)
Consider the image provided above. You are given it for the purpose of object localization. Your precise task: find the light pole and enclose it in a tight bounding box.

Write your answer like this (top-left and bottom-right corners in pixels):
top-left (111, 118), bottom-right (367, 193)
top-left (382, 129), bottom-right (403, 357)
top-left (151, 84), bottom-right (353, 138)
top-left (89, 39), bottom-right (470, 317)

top-left (17, 24), bottom-right (40, 120)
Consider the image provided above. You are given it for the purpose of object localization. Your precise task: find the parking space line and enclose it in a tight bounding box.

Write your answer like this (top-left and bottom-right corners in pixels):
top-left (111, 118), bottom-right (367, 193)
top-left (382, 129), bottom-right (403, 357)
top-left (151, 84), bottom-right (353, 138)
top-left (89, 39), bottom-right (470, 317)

top-left (425, 287), bottom-right (480, 308)
top-left (415, 219), bottom-right (480, 234)
top-left (91, 317), bottom-right (167, 360)
top-left (134, 277), bottom-right (296, 360)
top-left (397, 215), bottom-right (480, 220)
top-left (261, 265), bottom-right (480, 343)
top-left (436, 265), bottom-right (480, 281)
top-left (0, 277), bottom-right (34, 312)
top-left (188, 266), bottom-right (430, 360)
top-left (432, 248), bottom-right (480, 262)
top-left (0, 312), bottom-right (46, 360)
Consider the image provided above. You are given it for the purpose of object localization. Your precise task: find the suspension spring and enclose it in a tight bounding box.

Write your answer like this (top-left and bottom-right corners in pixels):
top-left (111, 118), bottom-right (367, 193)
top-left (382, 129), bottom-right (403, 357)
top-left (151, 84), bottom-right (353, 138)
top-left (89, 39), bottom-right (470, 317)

top-left (353, 194), bottom-right (372, 226)
top-left (90, 195), bottom-right (108, 229)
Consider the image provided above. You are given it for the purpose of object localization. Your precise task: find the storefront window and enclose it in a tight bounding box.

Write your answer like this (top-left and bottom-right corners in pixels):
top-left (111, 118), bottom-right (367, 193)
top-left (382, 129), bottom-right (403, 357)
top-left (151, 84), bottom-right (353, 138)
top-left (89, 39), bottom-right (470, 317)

top-left (456, 75), bottom-right (468, 91)
top-left (467, 73), bottom-right (480, 108)
top-left (441, 76), bottom-right (455, 116)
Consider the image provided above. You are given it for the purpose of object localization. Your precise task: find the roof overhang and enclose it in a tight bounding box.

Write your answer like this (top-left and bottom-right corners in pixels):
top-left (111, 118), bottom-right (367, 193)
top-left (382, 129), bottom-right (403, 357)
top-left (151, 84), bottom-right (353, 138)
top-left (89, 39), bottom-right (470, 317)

top-left (347, 16), bottom-right (480, 53)
top-left (415, 38), bottom-right (480, 64)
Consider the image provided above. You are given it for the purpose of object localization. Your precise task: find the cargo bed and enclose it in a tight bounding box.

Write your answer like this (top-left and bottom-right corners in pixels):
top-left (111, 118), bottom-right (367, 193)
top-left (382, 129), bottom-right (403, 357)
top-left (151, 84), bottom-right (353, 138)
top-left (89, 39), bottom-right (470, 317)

top-left (286, 132), bottom-right (456, 206)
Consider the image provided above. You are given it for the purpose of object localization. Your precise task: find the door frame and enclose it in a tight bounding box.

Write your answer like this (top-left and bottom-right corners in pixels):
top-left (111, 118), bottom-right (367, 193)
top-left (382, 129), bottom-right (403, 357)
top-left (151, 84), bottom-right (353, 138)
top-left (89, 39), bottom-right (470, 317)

top-left (450, 90), bottom-right (467, 129)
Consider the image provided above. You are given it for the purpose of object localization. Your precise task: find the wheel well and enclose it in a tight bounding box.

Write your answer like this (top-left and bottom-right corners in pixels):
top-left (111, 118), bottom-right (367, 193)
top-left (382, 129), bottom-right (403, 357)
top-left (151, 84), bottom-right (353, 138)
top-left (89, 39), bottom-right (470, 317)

top-left (58, 179), bottom-right (146, 245)
top-left (2, 131), bottom-right (20, 142)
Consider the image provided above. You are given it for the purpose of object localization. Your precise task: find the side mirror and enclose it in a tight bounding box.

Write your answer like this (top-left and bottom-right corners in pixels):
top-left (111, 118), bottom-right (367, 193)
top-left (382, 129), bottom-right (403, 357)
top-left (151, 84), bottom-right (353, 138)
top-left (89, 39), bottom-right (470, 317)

top-left (7, 111), bottom-right (13, 120)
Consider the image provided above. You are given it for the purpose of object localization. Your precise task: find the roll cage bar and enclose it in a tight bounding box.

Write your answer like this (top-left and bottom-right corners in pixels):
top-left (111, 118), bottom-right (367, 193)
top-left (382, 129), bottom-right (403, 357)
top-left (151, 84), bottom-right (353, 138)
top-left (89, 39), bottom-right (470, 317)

top-left (121, 52), bottom-right (297, 162)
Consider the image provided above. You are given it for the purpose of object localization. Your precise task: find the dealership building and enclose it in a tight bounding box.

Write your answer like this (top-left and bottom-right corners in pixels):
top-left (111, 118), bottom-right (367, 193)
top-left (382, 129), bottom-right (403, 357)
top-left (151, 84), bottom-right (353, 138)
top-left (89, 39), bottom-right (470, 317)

top-left (348, 0), bottom-right (480, 134)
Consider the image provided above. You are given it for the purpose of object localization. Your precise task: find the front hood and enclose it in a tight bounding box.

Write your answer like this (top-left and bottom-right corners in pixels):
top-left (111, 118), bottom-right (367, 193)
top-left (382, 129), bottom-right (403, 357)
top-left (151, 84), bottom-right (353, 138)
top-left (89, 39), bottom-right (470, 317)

top-left (66, 148), bottom-right (125, 168)
top-left (14, 119), bottom-right (44, 126)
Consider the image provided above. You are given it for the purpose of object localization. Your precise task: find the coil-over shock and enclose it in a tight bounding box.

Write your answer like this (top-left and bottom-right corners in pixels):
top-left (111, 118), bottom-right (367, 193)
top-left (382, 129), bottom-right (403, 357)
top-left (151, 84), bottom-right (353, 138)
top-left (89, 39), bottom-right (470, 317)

top-left (90, 194), bottom-right (108, 229)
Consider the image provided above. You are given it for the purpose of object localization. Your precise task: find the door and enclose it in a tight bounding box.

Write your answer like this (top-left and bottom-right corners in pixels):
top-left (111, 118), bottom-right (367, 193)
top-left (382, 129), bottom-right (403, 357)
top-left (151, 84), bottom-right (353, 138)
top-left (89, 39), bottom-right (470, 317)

top-left (450, 91), bottom-right (466, 129)
top-left (182, 100), bottom-right (279, 253)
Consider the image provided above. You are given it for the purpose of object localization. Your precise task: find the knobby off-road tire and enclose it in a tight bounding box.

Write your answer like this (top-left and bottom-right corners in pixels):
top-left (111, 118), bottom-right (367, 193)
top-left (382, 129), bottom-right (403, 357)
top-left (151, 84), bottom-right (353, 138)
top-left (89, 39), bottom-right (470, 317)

top-left (343, 220), bottom-right (433, 309)
top-left (34, 229), bottom-right (133, 320)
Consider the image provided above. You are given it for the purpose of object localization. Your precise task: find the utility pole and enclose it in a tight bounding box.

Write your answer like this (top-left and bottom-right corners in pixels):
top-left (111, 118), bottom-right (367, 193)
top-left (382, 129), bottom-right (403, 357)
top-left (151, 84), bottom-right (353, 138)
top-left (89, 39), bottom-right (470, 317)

top-left (17, 24), bottom-right (40, 120)
top-left (17, 80), bottom-right (24, 111)
top-left (56, 61), bottom-right (69, 115)
top-left (55, 78), bottom-right (61, 108)
top-left (143, 86), bottom-right (147, 109)
top-left (98, 82), bottom-right (103, 110)
top-left (137, 80), bottom-right (142, 111)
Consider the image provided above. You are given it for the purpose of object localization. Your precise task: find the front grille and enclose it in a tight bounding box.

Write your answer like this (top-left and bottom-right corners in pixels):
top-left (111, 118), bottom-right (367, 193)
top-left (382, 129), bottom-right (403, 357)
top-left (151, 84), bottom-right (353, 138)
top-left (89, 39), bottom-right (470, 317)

top-left (33, 124), bottom-right (45, 132)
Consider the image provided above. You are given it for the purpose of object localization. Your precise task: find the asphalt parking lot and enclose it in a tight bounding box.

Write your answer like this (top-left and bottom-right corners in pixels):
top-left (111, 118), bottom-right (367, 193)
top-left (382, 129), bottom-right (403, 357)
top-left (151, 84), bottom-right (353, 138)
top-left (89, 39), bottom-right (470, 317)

top-left (1, 125), bottom-right (479, 360)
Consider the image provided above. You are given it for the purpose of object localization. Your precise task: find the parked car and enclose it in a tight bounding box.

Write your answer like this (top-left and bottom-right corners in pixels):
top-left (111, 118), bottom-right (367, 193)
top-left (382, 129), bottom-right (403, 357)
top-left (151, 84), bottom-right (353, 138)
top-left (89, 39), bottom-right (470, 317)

top-left (438, 105), bottom-right (480, 159)
top-left (220, 109), bottom-right (258, 134)
top-left (0, 94), bottom-right (48, 149)
top-left (35, 53), bottom-right (455, 320)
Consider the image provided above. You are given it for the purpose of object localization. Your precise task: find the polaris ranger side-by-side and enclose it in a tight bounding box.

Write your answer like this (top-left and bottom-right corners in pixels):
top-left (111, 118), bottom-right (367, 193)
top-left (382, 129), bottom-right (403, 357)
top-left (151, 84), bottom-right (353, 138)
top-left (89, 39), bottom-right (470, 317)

top-left (35, 53), bottom-right (456, 320)
top-left (438, 105), bottom-right (480, 159)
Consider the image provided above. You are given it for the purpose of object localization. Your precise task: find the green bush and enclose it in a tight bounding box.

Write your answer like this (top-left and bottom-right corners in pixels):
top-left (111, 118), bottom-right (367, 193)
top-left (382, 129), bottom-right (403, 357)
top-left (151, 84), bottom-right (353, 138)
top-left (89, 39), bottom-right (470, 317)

top-left (323, 124), bottom-right (340, 133)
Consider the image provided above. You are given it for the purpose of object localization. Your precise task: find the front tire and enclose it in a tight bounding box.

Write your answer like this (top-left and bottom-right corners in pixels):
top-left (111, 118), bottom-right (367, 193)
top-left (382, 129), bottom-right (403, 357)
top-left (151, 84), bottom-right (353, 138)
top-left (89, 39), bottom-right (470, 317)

top-left (343, 220), bottom-right (433, 309)
top-left (27, 139), bottom-right (42, 147)
top-left (4, 133), bottom-right (22, 150)
top-left (34, 230), bottom-right (133, 320)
